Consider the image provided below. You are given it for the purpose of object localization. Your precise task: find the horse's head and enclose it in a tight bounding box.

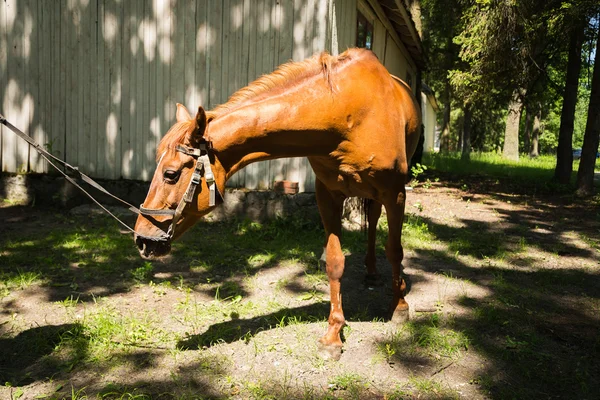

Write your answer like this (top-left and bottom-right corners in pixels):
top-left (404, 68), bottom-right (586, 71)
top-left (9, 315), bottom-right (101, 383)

top-left (134, 104), bottom-right (222, 258)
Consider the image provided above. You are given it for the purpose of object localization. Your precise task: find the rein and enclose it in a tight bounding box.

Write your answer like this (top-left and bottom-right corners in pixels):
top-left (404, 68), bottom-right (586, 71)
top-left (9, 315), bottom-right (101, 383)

top-left (0, 113), bottom-right (216, 243)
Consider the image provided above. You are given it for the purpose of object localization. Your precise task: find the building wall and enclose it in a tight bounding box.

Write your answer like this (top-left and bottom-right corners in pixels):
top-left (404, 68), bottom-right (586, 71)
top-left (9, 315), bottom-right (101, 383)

top-left (421, 93), bottom-right (438, 153)
top-left (0, 0), bottom-right (418, 193)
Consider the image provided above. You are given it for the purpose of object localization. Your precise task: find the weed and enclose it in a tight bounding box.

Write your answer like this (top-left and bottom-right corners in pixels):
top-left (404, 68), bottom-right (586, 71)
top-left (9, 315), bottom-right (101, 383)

top-left (131, 262), bottom-right (154, 282)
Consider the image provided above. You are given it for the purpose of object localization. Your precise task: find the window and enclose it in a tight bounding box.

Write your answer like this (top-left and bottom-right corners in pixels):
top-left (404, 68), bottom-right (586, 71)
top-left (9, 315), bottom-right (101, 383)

top-left (356, 11), bottom-right (373, 50)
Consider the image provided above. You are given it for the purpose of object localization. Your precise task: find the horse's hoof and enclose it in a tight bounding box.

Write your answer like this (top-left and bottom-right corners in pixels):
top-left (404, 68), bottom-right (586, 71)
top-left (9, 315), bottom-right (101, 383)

top-left (364, 272), bottom-right (383, 287)
top-left (317, 341), bottom-right (343, 361)
top-left (391, 308), bottom-right (410, 325)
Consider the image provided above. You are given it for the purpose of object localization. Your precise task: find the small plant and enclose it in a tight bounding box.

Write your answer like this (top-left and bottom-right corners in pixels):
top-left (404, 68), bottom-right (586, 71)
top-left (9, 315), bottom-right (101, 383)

top-left (411, 163), bottom-right (428, 180)
top-left (131, 262), bottom-right (153, 282)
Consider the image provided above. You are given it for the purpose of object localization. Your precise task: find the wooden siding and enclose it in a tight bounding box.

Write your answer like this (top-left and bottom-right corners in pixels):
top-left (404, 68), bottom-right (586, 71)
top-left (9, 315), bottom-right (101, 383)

top-left (0, 0), bottom-right (417, 193)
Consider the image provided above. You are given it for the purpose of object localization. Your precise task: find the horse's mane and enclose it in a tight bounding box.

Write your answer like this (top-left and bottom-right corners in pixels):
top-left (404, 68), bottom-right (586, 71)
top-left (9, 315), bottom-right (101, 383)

top-left (157, 49), bottom-right (359, 160)
top-left (206, 51), bottom-right (349, 119)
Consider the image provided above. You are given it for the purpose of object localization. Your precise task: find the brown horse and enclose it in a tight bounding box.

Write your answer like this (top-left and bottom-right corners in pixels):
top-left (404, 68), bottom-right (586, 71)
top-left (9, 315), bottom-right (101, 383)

top-left (134, 48), bottom-right (421, 359)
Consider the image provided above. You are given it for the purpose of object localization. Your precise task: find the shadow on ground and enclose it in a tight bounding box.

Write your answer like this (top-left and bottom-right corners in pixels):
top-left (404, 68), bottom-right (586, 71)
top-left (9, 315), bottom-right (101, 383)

top-left (1, 184), bottom-right (600, 398)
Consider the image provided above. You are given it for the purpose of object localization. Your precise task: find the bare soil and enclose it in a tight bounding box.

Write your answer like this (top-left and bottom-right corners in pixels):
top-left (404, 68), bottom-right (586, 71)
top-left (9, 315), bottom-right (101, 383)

top-left (1, 182), bottom-right (599, 399)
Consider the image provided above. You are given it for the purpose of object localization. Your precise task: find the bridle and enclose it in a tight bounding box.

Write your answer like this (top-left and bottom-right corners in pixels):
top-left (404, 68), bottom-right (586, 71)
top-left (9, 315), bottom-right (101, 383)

top-left (137, 140), bottom-right (219, 242)
top-left (0, 113), bottom-right (219, 245)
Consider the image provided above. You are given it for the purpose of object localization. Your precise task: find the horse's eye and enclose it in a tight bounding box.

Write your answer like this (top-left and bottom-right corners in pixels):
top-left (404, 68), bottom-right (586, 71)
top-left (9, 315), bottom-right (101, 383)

top-left (163, 169), bottom-right (180, 183)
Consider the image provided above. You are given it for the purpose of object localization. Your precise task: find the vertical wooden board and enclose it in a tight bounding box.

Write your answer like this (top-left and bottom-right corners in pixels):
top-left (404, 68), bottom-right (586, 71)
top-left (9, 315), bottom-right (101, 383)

top-left (59, 0), bottom-right (68, 166)
top-left (207, 0), bottom-right (222, 110)
top-left (145, 0), bottom-right (158, 179)
top-left (29, 0), bottom-right (44, 173)
top-left (292, 0), bottom-right (306, 61)
top-left (184, 0), bottom-right (197, 110)
top-left (99, 0), bottom-right (111, 179)
top-left (120, 0), bottom-right (133, 179)
top-left (134, 0), bottom-right (144, 180)
top-left (97, 0), bottom-right (107, 179)
top-left (0, 1), bottom-right (16, 172)
top-left (277, 0), bottom-right (293, 66)
top-left (154, 0), bottom-right (164, 174)
top-left (195, 0), bottom-right (208, 107)
top-left (0, 0), bottom-right (5, 170)
top-left (48, 2), bottom-right (61, 165)
top-left (65, 1), bottom-right (79, 166)
top-left (79, 0), bottom-right (93, 174)
top-left (75, 0), bottom-right (86, 171)
top-left (1, 0), bottom-right (13, 172)
top-left (4, 0), bottom-right (22, 172)
top-left (105, 0), bottom-right (122, 179)
top-left (40, 0), bottom-right (53, 173)
top-left (21, 0), bottom-right (33, 172)
top-left (132, 0), bottom-right (142, 179)
top-left (125, 0), bottom-right (136, 179)
top-left (305, 0), bottom-right (315, 56)
top-left (240, 0), bottom-right (250, 88)
top-left (141, 0), bottom-right (152, 180)
top-left (314, 0), bottom-right (328, 54)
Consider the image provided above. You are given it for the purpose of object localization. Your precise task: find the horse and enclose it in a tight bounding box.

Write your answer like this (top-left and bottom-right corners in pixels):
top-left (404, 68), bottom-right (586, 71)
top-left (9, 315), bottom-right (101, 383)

top-left (134, 48), bottom-right (421, 360)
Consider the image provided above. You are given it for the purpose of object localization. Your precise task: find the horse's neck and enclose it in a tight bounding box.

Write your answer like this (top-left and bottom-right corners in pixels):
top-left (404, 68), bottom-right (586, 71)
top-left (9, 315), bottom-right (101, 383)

top-left (209, 92), bottom-right (339, 180)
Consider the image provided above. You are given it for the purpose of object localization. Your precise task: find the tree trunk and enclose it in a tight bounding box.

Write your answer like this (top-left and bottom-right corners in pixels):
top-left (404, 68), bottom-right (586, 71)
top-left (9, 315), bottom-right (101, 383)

top-left (554, 22), bottom-right (585, 184)
top-left (576, 32), bottom-right (600, 197)
top-left (523, 105), bottom-right (532, 154)
top-left (530, 105), bottom-right (541, 157)
top-left (462, 104), bottom-right (472, 160)
top-left (503, 88), bottom-right (525, 161)
top-left (440, 83), bottom-right (451, 152)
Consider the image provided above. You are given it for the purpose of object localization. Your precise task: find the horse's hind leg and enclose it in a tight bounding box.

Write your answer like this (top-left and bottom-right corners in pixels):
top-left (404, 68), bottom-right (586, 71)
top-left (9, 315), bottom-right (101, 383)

top-left (364, 199), bottom-right (383, 286)
top-left (384, 191), bottom-right (410, 324)
top-left (315, 178), bottom-right (346, 360)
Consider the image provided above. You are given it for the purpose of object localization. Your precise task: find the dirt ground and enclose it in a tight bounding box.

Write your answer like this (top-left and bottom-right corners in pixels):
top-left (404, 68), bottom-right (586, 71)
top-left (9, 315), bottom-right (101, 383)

top-left (1, 181), bottom-right (599, 399)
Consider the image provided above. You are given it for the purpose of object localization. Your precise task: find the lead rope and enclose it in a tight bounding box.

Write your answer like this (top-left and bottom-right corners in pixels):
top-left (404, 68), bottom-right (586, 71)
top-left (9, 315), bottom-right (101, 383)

top-left (0, 113), bottom-right (148, 237)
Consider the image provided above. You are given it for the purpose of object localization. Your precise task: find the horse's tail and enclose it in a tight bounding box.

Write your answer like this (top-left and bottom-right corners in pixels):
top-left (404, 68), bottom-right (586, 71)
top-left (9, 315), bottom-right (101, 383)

top-left (361, 198), bottom-right (373, 233)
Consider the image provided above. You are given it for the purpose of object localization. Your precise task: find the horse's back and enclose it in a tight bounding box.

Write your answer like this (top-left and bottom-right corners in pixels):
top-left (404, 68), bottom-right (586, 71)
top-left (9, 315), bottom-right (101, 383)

top-left (309, 50), bottom-right (421, 199)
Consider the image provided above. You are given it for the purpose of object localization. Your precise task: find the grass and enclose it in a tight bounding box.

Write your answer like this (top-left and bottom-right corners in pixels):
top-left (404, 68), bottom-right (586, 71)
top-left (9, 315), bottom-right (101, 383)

top-left (378, 313), bottom-right (470, 362)
top-left (421, 151), bottom-right (596, 194)
top-left (2, 159), bottom-right (600, 399)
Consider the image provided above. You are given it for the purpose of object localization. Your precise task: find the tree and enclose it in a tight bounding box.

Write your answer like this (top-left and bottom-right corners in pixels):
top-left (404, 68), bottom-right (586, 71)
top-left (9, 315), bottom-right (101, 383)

top-left (421, 0), bottom-right (464, 152)
top-left (576, 29), bottom-right (600, 196)
top-left (553, 20), bottom-right (585, 184)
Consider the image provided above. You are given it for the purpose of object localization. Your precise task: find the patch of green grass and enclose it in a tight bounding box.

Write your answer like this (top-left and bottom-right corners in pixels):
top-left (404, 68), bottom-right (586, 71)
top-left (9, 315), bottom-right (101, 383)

top-left (328, 373), bottom-right (368, 398)
top-left (380, 313), bottom-right (469, 361)
top-left (402, 214), bottom-right (436, 250)
top-left (423, 152), bottom-right (581, 193)
top-left (0, 268), bottom-right (42, 290)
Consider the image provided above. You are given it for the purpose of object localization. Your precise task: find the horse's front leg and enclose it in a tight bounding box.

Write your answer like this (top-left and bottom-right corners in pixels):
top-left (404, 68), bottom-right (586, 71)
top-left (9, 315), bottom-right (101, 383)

top-left (315, 179), bottom-right (346, 360)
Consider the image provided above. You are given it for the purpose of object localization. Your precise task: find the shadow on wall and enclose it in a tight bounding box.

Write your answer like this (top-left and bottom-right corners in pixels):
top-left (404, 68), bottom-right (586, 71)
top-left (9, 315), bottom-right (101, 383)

top-left (0, 0), bottom-right (354, 194)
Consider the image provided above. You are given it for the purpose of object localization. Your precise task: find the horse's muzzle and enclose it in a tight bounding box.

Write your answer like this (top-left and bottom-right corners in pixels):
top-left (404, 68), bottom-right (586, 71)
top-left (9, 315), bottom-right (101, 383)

top-left (135, 235), bottom-right (172, 258)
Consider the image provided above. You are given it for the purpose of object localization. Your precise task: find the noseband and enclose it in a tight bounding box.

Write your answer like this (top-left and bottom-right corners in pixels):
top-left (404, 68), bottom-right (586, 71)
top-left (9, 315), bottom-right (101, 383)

top-left (137, 141), bottom-right (218, 242)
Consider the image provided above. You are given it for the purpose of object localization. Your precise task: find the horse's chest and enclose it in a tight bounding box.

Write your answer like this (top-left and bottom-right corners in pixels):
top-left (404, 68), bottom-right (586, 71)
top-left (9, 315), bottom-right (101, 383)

top-left (308, 155), bottom-right (377, 197)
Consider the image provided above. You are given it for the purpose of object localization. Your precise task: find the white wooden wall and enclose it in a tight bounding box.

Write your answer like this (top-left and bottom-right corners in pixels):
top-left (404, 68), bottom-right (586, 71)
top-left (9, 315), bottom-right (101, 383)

top-left (1, 0), bottom-right (420, 193)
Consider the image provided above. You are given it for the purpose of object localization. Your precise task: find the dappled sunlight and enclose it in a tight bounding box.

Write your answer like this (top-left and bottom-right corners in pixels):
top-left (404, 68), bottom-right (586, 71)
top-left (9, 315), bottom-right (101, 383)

top-left (2, 179), bottom-right (600, 398)
top-left (1, 0), bottom-right (336, 190)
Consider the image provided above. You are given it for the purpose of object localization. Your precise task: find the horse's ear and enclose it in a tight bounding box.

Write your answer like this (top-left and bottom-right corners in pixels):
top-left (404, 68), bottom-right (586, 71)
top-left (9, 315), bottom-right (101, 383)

top-left (176, 103), bottom-right (192, 122)
top-left (192, 106), bottom-right (207, 141)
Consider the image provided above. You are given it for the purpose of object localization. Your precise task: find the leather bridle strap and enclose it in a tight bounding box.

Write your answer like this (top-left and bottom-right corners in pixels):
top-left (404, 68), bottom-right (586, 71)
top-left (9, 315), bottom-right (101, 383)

top-left (137, 142), bottom-right (219, 241)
